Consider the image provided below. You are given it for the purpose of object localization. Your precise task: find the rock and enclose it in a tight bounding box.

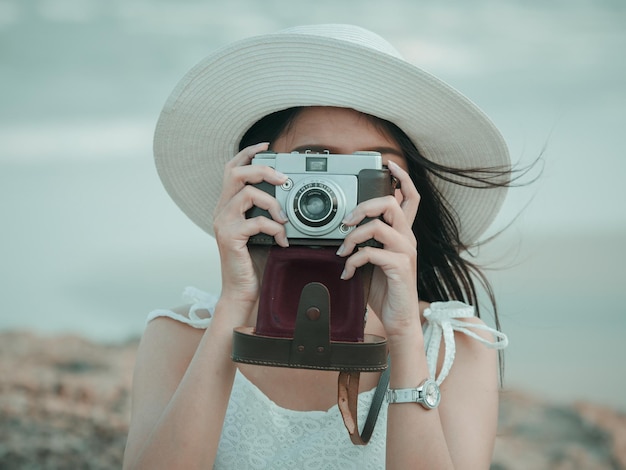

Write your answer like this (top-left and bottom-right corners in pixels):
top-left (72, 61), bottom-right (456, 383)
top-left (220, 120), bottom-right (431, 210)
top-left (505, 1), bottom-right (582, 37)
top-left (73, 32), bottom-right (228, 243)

top-left (0, 331), bottom-right (624, 469)
top-left (0, 331), bottom-right (135, 469)
top-left (492, 390), bottom-right (625, 469)
top-left (575, 401), bottom-right (626, 468)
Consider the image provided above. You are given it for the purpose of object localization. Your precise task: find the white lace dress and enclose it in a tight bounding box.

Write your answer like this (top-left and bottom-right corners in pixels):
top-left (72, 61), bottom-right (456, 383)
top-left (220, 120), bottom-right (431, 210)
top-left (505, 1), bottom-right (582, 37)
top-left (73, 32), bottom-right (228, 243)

top-left (147, 287), bottom-right (508, 470)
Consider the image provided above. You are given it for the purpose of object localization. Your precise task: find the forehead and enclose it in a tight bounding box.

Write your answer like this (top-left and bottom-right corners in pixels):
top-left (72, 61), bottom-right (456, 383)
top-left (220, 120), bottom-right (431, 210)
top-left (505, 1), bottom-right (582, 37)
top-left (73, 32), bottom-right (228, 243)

top-left (276, 107), bottom-right (399, 149)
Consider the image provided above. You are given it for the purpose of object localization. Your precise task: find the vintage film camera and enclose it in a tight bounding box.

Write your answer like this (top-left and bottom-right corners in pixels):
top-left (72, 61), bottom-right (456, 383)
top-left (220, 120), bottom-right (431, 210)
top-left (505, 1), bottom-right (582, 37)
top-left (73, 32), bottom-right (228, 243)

top-left (246, 150), bottom-right (395, 246)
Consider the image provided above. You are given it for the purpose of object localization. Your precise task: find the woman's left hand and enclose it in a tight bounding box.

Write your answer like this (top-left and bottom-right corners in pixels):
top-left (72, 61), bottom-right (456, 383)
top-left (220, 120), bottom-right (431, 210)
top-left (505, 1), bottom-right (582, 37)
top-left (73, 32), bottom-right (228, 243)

top-left (335, 161), bottom-right (421, 338)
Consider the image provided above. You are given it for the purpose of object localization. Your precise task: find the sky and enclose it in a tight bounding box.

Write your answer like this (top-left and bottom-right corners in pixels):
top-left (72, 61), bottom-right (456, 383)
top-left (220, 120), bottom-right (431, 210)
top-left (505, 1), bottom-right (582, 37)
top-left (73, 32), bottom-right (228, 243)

top-left (2, 0), bottom-right (624, 233)
top-left (1, 0), bottom-right (625, 409)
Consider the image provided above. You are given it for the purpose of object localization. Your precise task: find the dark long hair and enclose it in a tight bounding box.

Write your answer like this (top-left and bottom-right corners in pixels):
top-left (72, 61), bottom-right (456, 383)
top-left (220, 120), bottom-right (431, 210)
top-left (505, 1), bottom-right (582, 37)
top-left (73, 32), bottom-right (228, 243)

top-left (240, 106), bottom-right (518, 373)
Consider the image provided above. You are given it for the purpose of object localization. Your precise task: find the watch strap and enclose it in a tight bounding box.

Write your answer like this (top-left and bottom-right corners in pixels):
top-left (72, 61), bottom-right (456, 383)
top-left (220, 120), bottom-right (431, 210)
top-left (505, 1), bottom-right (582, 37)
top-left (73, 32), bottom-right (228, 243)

top-left (387, 387), bottom-right (422, 404)
top-left (386, 378), bottom-right (440, 409)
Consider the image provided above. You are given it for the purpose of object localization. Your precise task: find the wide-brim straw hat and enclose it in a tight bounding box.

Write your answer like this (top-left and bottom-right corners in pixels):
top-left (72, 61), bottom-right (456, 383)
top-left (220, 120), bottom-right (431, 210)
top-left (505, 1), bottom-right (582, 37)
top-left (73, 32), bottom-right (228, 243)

top-left (154, 24), bottom-right (510, 245)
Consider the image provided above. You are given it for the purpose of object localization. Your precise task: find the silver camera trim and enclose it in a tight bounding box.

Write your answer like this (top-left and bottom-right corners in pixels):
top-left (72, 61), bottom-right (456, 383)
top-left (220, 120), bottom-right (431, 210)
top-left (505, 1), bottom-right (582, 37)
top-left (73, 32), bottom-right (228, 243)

top-left (285, 177), bottom-right (348, 237)
top-left (250, 151), bottom-right (382, 241)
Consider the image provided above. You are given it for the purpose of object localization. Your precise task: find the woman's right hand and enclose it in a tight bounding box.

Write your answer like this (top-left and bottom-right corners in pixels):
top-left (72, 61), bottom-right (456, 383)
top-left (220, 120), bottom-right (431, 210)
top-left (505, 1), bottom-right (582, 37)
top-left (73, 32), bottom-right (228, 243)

top-left (212, 143), bottom-right (289, 320)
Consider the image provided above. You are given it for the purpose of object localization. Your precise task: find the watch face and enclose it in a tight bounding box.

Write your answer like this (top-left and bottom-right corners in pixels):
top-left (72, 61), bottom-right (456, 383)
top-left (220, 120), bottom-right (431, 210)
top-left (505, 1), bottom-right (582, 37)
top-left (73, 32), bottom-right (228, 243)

top-left (422, 380), bottom-right (441, 409)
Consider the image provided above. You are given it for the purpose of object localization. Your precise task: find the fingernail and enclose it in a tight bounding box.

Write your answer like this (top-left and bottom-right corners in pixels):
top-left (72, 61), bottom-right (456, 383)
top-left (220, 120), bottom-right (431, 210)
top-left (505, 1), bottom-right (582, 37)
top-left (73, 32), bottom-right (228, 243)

top-left (275, 170), bottom-right (287, 180)
top-left (279, 210), bottom-right (288, 222)
top-left (336, 243), bottom-right (345, 256)
top-left (342, 212), bottom-right (354, 224)
top-left (340, 268), bottom-right (347, 280)
top-left (278, 234), bottom-right (289, 247)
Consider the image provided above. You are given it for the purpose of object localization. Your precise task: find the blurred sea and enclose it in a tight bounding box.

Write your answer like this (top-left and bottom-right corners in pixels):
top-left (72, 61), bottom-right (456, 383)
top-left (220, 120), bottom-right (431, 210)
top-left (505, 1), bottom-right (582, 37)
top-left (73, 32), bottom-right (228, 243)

top-left (1, 0), bottom-right (625, 412)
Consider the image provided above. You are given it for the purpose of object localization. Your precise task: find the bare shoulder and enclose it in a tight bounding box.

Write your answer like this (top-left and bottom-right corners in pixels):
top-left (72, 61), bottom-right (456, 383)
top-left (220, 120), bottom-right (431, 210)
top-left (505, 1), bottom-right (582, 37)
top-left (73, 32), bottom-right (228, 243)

top-left (446, 315), bottom-right (499, 379)
top-left (432, 314), bottom-right (499, 370)
top-left (125, 307), bottom-right (206, 459)
top-left (436, 314), bottom-right (501, 466)
top-left (133, 306), bottom-right (206, 397)
top-left (142, 307), bottom-right (204, 355)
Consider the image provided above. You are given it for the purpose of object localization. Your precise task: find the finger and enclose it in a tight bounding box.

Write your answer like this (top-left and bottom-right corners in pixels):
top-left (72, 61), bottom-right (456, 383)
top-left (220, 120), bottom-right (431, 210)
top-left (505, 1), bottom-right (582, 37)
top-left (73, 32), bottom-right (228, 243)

top-left (387, 160), bottom-right (420, 224)
top-left (215, 204), bottom-right (289, 248)
top-left (216, 216), bottom-right (289, 248)
top-left (216, 151), bottom-right (287, 214)
top-left (223, 142), bottom-right (285, 196)
top-left (342, 196), bottom-right (414, 240)
top-left (226, 142), bottom-right (270, 169)
top-left (226, 185), bottom-right (288, 224)
top-left (229, 164), bottom-right (288, 192)
top-left (215, 185), bottom-right (289, 244)
top-left (336, 218), bottom-right (416, 257)
top-left (340, 246), bottom-right (415, 281)
top-left (240, 217), bottom-right (289, 248)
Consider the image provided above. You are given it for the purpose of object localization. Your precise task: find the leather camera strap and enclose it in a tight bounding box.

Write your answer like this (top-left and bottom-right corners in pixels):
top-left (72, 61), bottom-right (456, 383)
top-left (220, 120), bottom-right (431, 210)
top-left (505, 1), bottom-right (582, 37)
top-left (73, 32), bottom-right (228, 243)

top-left (338, 355), bottom-right (390, 445)
top-left (336, 262), bottom-right (390, 445)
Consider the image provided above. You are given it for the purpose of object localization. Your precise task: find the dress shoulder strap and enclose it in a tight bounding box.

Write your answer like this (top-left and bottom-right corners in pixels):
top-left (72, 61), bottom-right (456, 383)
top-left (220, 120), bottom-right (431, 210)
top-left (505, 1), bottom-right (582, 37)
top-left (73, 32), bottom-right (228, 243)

top-left (146, 287), bottom-right (218, 329)
top-left (423, 301), bottom-right (508, 385)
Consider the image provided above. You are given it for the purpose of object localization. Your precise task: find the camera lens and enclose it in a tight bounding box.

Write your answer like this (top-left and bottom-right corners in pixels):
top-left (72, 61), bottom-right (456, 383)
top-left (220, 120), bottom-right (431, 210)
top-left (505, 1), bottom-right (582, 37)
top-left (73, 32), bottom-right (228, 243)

top-left (301, 192), bottom-right (328, 220)
top-left (293, 183), bottom-right (337, 227)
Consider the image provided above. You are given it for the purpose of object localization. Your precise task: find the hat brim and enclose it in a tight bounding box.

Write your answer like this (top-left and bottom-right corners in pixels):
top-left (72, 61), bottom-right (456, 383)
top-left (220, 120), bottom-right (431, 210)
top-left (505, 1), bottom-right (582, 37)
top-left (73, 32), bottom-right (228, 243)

top-left (154, 31), bottom-right (510, 245)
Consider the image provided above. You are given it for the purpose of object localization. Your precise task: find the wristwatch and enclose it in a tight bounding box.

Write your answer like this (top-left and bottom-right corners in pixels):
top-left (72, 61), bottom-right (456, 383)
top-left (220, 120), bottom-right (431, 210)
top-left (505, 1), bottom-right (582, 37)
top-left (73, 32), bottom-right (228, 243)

top-left (386, 378), bottom-right (441, 409)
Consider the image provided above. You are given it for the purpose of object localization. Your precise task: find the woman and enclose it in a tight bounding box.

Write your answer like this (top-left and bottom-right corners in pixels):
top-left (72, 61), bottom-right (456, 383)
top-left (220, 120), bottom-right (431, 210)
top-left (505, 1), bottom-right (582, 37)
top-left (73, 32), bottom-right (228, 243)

top-left (124, 24), bottom-right (511, 469)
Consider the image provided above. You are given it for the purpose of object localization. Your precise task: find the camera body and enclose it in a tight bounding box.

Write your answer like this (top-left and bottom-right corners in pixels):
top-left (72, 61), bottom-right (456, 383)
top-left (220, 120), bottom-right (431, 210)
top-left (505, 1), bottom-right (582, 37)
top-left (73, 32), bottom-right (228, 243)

top-left (246, 151), bottom-right (394, 246)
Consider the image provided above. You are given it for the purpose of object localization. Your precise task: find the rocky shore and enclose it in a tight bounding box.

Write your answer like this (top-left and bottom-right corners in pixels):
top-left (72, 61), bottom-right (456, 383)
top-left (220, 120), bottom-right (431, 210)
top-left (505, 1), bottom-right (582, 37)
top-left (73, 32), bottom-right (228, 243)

top-left (0, 331), bottom-right (624, 469)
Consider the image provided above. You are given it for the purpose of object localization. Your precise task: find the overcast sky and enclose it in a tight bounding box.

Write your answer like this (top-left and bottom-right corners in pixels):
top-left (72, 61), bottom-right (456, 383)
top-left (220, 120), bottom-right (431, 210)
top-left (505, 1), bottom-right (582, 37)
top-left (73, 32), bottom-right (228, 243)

top-left (1, 0), bottom-right (624, 235)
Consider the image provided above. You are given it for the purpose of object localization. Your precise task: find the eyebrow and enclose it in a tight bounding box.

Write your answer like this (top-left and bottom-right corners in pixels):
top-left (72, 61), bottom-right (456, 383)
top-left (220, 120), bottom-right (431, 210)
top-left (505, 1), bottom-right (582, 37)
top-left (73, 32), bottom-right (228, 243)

top-left (289, 145), bottom-right (404, 157)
